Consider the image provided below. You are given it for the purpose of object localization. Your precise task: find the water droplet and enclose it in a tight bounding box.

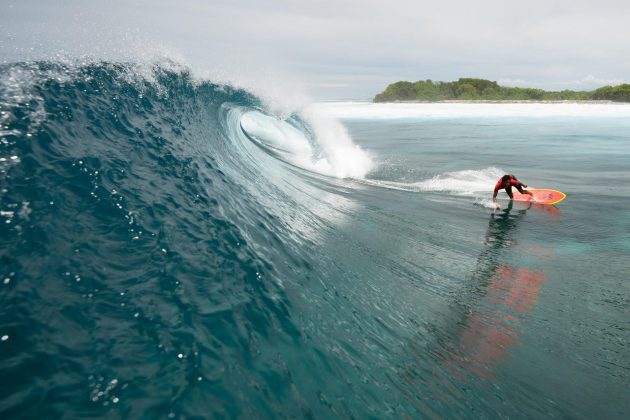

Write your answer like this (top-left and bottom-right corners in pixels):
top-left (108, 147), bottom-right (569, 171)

top-left (177, 353), bottom-right (183, 359)
top-left (3, 278), bottom-right (10, 284)
top-left (1, 335), bottom-right (9, 341)
top-left (112, 397), bottom-right (119, 403)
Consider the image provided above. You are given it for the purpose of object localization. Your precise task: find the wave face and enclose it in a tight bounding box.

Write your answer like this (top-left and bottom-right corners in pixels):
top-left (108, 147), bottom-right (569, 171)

top-left (0, 61), bottom-right (378, 417)
top-left (3, 63), bottom-right (630, 418)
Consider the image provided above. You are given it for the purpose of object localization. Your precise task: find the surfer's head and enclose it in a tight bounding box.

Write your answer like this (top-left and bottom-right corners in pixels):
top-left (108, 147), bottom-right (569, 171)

top-left (501, 174), bottom-right (511, 185)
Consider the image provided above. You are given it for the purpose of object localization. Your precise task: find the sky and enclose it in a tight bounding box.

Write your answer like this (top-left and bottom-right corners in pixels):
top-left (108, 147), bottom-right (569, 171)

top-left (1, 0), bottom-right (629, 99)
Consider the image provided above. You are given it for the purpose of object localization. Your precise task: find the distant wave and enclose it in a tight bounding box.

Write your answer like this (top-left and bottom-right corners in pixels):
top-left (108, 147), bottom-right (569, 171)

top-left (312, 101), bottom-right (630, 120)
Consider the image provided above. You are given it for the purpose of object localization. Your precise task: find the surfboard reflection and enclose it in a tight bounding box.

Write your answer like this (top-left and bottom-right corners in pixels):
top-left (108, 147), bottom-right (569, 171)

top-left (391, 202), bottom-right (561, 411)
top-left (442, 201), bottom-right (555, 380)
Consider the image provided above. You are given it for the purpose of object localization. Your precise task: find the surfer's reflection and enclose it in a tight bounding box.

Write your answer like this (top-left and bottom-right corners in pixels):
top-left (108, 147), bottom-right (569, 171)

top-left (440, 201), bottom-right (556, 380)
top-left (390, 202), bottom-right (560, 410)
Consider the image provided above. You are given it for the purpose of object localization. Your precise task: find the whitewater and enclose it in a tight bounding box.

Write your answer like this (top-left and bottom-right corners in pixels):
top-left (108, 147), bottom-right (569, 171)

top-left (1, 61), bottom-right (629, 419)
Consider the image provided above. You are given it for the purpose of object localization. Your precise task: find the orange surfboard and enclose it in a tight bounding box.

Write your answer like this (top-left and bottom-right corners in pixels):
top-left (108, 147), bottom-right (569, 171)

top-left (512, 188), bottom-right (566, 205)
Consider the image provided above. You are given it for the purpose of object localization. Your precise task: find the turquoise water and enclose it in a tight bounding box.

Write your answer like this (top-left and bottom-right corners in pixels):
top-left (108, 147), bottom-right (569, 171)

top-left (317, 106), bottom-right (630, 418)
top-left (1, 63), bottom-right (629, 418)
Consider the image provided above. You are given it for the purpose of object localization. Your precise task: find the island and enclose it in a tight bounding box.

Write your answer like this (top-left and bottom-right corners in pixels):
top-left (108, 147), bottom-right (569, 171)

top-left (373, 78), bottom-right (630, 102)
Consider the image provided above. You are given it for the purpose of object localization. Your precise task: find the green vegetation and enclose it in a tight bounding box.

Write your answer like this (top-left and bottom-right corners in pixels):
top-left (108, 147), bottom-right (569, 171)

top-left (373, 78), bottom-right (630, 102)
top-left (590, 84), bottom-right (630, 102)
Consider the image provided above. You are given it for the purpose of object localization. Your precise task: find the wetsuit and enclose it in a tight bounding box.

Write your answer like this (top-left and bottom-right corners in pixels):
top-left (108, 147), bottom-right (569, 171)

top-left (494, 175), bottom-right (526, 197)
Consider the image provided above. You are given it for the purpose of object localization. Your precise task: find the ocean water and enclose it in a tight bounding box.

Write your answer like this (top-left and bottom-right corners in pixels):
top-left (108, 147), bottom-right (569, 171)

top-left (1, 62), bottom-right (629, 418)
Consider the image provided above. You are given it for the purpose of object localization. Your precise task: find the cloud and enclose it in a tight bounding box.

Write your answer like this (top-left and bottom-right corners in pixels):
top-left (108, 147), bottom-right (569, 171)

top-left (1, 0), bottom-right (629, 99)
top-left (497, 79), bottom-right (530, 87)
top-left (556, 75), bottom-right (629, 89)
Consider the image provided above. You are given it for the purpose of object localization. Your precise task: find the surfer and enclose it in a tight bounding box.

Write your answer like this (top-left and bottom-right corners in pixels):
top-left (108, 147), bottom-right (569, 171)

top-left (492, 174), bottom-right (534, 208)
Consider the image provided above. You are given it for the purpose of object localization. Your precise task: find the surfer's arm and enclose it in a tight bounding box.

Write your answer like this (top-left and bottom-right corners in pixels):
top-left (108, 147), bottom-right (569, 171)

top-left (492, 190), bottom-right (500, 207)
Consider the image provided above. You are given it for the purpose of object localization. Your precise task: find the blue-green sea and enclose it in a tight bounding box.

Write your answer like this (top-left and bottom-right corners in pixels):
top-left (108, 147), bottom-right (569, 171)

top-left (1, 62), bottom-right (629, 418)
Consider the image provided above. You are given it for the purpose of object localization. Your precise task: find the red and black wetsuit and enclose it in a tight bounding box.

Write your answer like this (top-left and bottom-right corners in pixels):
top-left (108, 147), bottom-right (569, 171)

top-left (494, 175), bottom-right (526, 196)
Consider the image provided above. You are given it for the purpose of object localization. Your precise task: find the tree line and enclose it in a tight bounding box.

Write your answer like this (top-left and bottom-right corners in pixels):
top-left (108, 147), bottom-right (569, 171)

top-left (373, 78), bottom-right (630, 102)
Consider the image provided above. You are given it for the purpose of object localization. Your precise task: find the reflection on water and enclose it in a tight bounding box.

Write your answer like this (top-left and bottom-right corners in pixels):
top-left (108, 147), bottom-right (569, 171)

top-left (453, 265), bottom-right (545, 380)
top-left (394, 202), bottom-right (560, 412)
top-left (445, 201), bottom-right (555, 379)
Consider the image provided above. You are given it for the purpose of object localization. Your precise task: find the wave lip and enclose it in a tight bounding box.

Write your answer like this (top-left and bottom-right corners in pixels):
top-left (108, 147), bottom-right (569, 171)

top-left (238, 109), bottom-right (374, 179)
top-left (240, 111), bottom-right (313, 158)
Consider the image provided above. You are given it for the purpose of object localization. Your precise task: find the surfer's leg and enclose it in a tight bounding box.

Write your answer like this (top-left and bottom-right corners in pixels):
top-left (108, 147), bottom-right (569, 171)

top-left (506, 187), bottom-right (514, 199)
top-left (516, 185), bottom-right (536, 201)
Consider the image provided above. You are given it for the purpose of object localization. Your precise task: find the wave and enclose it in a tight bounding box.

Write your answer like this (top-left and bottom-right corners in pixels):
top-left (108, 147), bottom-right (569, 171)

top-left (238, 109), bottom-right (373, 178)
top-left (0, 60), bottom-right (377, 415)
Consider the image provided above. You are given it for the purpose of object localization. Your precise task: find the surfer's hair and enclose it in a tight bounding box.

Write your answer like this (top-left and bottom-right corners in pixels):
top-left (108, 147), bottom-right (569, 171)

top-left (501, 175), bottom-right (511, 182)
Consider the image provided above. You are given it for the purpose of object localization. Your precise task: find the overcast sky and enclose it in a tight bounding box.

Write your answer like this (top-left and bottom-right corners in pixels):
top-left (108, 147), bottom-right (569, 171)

top-left (1, 0), bottom-right (629, 99)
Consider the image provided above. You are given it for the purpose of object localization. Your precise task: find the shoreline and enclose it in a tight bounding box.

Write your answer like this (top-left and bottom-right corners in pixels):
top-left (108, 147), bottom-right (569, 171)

top-left (374, 100), bottom-right (619, 104)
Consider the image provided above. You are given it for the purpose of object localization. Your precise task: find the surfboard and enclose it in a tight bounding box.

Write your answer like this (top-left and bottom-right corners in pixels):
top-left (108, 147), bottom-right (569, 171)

top-left (512, 188), bottom-right (566, 205)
